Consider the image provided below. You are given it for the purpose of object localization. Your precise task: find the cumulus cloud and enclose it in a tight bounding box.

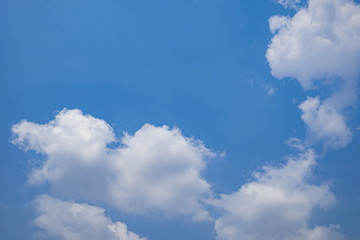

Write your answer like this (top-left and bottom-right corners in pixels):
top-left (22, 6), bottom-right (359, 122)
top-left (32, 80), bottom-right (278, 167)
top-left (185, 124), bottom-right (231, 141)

top-left (211, 150), bottom-right (344, 240)
top-left (267, 0), bottom-right (360, 148)
top-left (299, 96), bottom-right (352, 148)
top-left (12, 109), bottom-right (215, 221)
top-left (33, 195), bottom-right (146, 240)
top-left (267, 0), bottom-right (360, 88)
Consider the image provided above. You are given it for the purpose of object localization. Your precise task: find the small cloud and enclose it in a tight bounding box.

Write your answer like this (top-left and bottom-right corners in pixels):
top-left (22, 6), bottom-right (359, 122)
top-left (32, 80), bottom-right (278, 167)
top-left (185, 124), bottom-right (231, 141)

top-left (267, 87), bottom-right (275, 96)
top-left (276, 0), bottom-right (304, 9)
top-left (264, 85), bottom-right (275, 96)
top-left (286, 137), bottom-right (305, 151)
top-left (219, 151), bottom-right (226, 158)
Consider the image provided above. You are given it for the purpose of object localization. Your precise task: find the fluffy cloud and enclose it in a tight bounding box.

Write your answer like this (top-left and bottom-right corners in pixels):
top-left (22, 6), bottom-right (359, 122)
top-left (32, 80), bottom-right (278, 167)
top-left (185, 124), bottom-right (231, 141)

top-left (267, 0), bottom-right (360, 88)
top-left (212, 150), bottom-right (344, 240)
top-left (267, 0), bottom-right (360, 148)
top-left (12, 109), bottom-right (215, 221)
top-left (299, 96), bottom-right (352, 148)
top-left (33, 195), bottom-right (146, 240)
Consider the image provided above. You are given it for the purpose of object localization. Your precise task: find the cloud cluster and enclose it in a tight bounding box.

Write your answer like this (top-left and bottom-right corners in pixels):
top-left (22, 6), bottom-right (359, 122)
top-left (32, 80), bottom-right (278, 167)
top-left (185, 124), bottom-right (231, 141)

top-left (12, 109), bottom-right (344, 239)
top-left (10, 1), bottom-right (358, 239)
top-left (34, 195), bottom-right (146, 240)
top-left (212, 150), bottom-right (344, 240)
top-left (12, 109), bottom-right (215, 221)
top-left (267, 0), bottom-right (360, 148)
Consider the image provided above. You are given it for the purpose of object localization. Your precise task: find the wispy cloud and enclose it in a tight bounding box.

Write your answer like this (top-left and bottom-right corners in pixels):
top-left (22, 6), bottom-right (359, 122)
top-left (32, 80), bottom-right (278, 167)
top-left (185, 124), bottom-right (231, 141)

top-left (264, 85), bottom-right (275, 96)
top-left (276, 0), bottom-right (305, 9)
top-left (286, 137), bottom-right (305, 151)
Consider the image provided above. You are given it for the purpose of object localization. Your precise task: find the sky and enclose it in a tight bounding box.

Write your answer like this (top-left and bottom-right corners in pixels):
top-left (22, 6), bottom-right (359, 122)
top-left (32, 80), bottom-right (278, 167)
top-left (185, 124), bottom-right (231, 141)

top-left (1, 0), bottom-right (360, 239)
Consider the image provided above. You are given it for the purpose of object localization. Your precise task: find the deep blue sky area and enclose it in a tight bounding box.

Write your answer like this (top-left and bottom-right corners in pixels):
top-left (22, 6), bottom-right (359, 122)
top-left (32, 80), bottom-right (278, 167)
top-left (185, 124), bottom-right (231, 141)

top-left (1, 1), bottom-right (359, 240)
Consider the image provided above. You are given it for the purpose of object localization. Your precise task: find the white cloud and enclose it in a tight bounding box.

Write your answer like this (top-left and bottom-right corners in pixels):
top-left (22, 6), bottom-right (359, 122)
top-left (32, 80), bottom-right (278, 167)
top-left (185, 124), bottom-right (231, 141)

top-left (299, 96), bottom-right (352, 148)
top-left (211, 150), bottom-right (344, 240)
top-left (267, 0), bottom-right (360, 89)
top-left (12, 109), bottom-right (215, 221)
top-left (33, 195), bottom-right (146, 240)
top-left (267, 0), bottom-right (360, 148)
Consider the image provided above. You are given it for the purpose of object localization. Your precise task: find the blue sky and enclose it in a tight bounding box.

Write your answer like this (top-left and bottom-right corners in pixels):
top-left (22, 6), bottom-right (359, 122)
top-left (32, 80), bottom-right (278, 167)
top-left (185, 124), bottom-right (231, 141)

top-left (1, 0), bottom-right (360, 239)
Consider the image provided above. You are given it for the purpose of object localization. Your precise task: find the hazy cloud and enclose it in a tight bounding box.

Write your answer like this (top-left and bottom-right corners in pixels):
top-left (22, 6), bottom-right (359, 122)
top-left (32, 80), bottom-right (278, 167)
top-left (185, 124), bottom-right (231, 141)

top-left (264, 85), bottom-right (275, 96)
top-left (276, 0), bottom-right (304, 9)
top-left (286, 137), bottom-right (306, 151)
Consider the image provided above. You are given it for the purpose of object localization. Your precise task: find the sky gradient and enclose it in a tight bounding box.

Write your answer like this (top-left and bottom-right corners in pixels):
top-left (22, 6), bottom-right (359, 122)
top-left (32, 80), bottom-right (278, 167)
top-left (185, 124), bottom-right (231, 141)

top-left (1, 0), bottom-right (360, 239)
